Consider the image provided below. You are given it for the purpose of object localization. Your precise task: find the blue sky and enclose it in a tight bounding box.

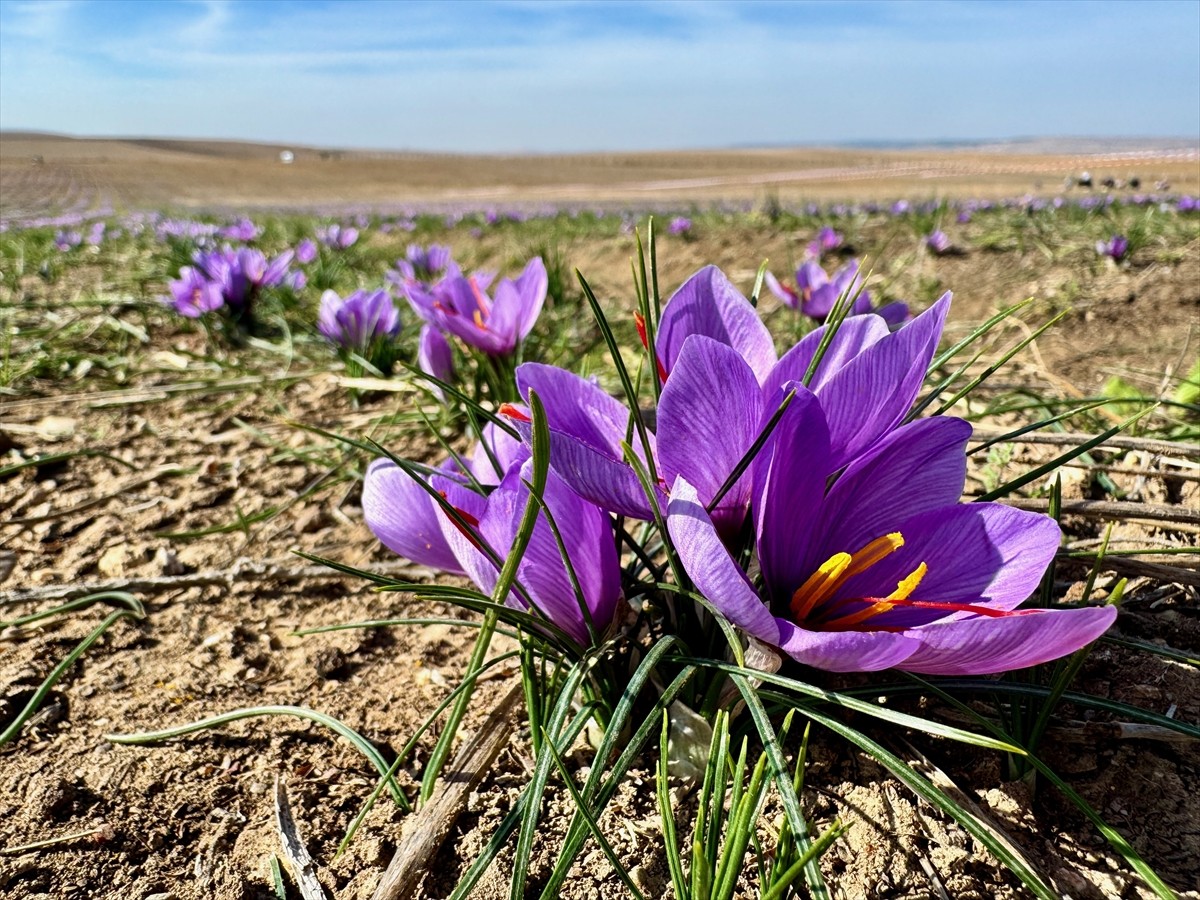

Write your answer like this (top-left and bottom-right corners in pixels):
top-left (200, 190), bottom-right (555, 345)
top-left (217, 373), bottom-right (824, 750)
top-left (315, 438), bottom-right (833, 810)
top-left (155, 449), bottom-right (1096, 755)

top-left (1, 0), bottom-right (1197, 152)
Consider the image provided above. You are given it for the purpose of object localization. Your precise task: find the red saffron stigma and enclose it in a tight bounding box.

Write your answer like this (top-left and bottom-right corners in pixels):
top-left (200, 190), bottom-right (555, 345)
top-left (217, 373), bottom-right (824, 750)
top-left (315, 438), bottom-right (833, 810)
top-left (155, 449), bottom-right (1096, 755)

top-left (498, 403), bottom-right (531, 423)
top-left (438, 491), bottom-right (483, 549)
top-left (633, 311), bottom-right (669, 383)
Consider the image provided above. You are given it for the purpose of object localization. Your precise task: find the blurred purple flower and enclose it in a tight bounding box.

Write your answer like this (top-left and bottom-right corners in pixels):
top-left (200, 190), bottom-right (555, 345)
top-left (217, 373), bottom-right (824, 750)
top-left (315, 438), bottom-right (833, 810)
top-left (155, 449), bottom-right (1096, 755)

top-left (805, 226), bottom-right (843, 259)
top-left (1095, 235), bottom-right (1129, 262)
top-left (418, 323), bottom-right (455, 391)
top-left (406, 257), bottom-right (546, 357)
top-left (394, 244), bottom-right (455, 285)
top-left (317, 224), bottom-right (358, 249)
top-left (667, 216), bottom-right (693, 236)
top-left (925, 230), bottom-right (952, 255)
top-left (766, 258), bottom-right (873, 319)
top-left (167, 266), bottom-right (224, 318)
top-left (220, 218), bottom-right (259, 241)
top-left (54, 230), bottom-right (82, 251)
top-left (667, 391), bottom-right (1116, 674)
top-left (295, 238), bottom-right (318, 264)
top-left (317, 288), bottom-right (401, 352)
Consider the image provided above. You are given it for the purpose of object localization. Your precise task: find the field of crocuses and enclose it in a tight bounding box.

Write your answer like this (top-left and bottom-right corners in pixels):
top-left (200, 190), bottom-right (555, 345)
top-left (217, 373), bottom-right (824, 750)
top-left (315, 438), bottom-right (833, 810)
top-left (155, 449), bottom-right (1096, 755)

top-left (1, 192), bottom-right (1198, 900)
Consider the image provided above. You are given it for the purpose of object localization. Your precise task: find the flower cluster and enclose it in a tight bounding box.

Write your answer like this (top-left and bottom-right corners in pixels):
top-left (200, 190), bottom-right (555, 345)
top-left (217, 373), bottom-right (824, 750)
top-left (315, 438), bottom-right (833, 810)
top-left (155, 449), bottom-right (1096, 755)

top-left (317, 288), bottom-right (403, 375)
top-left (166, 246), bottom-right (295, 327)
top-left (365, 258), bottom-right (1116, 675)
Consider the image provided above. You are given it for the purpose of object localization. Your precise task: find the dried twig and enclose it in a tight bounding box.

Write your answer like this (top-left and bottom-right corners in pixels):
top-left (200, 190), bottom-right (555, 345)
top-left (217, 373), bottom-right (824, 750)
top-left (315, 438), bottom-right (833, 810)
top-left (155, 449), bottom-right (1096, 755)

top-left (370, 683), bottom-right (522, 900)
top-left (970, 429), bottom-right (1197, 461)
top-left (274, 777), bottom-right (329, 900)
top-left (993, 498), bottom-right (1200, 527)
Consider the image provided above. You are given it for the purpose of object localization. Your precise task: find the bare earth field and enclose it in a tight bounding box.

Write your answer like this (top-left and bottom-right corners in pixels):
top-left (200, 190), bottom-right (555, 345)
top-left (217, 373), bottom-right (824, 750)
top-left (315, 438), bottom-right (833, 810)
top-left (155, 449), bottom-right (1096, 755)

top-left (1, 136), bottom-right (1199, 900)
top-left (1, 133), bottom-right (1198, 215)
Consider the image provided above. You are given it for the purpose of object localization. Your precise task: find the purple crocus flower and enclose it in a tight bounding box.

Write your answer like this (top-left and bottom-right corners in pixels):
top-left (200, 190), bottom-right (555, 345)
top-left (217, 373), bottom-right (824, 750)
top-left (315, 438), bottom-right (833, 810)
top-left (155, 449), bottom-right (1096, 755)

top-left (1095, 235), bottom-right (1129, 262)
top-left (508, 270), bottom-right (949, 538)
top-left (406, 257), bottom-right (547, 357)
top-left (317, 224), bottom-right (359, 249)
top-left (191, 246), bottom-right (294, 316)
top-left (362, 452), bottom-right (621, 647)
top-left (925, 230), bottom-right (952, 255)
top-left (167, 266), bottom-right (224, 317)
top-left (396, 244), bottom-right (454, 284)
top-left (766, 259), bottom-right (873, 320)
top-left (806, 226), bottom-right (843, 258)
top-left (220, 218), bottom-right (259, 241)
top-left (317, 289), bottom-right (401, 352)
top-left (86, 222), bottom-right (106, 246)
top-left (54, 230), bottom-right (82, 251)
top-left (667, 216), bottom-right (693, 236)
top-left (666, 390), bottom-right (1117, 674)
top-left (295, 238), bottom-right (318, 264)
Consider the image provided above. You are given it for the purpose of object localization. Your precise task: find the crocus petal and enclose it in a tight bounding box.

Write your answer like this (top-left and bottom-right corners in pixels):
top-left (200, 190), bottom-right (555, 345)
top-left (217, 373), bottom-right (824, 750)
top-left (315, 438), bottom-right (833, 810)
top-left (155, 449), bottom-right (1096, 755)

top-left (362, 459), bottom-right (464, 574)
top-left (817, 292), bottom-right (950, 465)
top-left (517, 363), bottom-right (658, 519)
top-left (656, 265), bottom-right (777, 385)
top-left (511, 256), bottom-right (548, 340)
top-left (469, 418), bottom-right (530, 486)
top-left (815, 416), bottom-right (972, 570)
top-left (897, 606), bottom-right (1118, 675)
top-left (657, 336), bottom-right (764, 536)
top-left (774, 621), bottom-right (919, 672)
top-left (666, 479), bottom-right (780, 645)
top-left (751, 385), bottom-right (833, 604)
top-left (763, 314), bottom-right (890, 399)
top-left (417, 324), bottom-right (455, 390)
top-left (317, 290), bottom-right (341, 342)
top-left (838, 503), bottom-right (1062, 627)
top-left (478, 463), bottom-right (621, 645)
top-left (764, 271), bottom-right (798, 308)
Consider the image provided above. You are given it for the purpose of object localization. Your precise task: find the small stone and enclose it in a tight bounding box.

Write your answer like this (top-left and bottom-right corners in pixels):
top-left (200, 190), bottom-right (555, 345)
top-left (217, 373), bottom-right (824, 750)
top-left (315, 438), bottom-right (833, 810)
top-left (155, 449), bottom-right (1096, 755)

top-left (98, 545), bottom-right (135, 578)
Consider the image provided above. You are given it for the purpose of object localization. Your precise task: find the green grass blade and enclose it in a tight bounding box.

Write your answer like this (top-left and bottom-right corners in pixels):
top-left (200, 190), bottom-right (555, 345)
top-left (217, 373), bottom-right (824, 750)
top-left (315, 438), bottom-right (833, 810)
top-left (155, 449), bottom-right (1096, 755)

top-left (106, 705), bottom-right (407, 807)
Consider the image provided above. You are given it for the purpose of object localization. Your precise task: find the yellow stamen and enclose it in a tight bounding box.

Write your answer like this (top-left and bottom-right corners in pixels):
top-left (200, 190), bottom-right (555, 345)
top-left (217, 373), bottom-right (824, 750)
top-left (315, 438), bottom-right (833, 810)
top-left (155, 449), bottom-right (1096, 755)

top-left (842, 532), bottom-right (905, 580)
top-left (789, 552), bottom-right (851, 621)
top-left (473, 309), bottom-right (486, 329)
top-left (887, 561), bottom-right (927, 602)
top-left (819, 561), bottom-right (928, 630)
top-left (790, 533), bottom-right (905, 622)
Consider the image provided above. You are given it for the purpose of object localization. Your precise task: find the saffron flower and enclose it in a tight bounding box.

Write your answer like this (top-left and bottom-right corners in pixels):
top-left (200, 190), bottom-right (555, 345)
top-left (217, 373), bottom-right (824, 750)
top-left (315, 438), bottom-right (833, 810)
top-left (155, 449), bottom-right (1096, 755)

top-left (167, 266), bottom-right (223, 318)
top-left (362, 451), bottom-right (621, 648)
top-left (667, 216), bottom-right (693, 236)
top-left (666, 389), bottom-right (1117, 674)
top-left (317, 289), bottom-right (401, 357)
top-left (317, 224), bottom-right (359, 249)
top-left (54, 230), bottom-right (82, 251)
top-left (220, 218), bottom-right (259, 241)
top-left (806, 226), bottom-right (843, 258)
top-left (394, 244), bottom-right (455, 285)
top-left (510, 268), bottom-right (948, 536)
top-left (1096, 235), bottom-right (1129, 262)
top-left (406, 257), bottom-right (546, 357)
top-left (766, 258), bottom-right (909, 326)
top-left (193, 246), bottom-right (295, 313)
top-left (925, 230), bottom-right (952, 255)
top-left (295, 238), bottom-right (318, 264)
